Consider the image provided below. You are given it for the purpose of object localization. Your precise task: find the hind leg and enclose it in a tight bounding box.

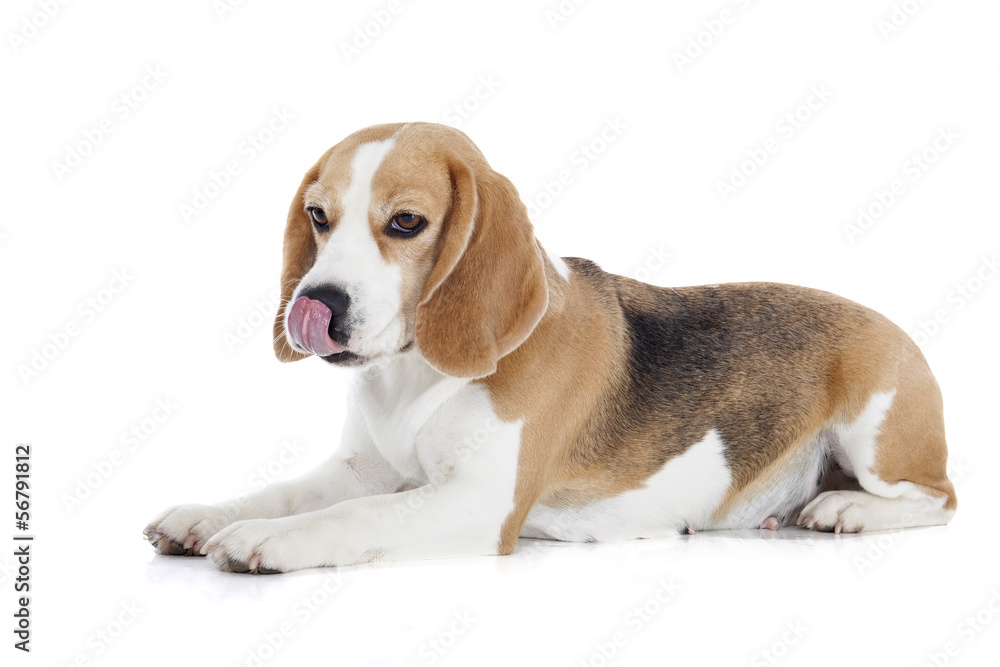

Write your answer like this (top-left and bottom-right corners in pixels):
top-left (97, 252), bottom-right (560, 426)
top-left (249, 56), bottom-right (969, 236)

top-left (798, 353), bottom-right (956, 533)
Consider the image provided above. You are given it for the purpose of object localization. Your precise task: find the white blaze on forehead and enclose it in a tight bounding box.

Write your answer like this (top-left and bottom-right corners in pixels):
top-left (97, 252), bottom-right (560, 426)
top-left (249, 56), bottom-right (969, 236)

top-left (346, 139), bottom-right (397, 218)
top-left (299, 138), bottom-right (404, 355)
top-left (324, 138), bottom-right (397, 267)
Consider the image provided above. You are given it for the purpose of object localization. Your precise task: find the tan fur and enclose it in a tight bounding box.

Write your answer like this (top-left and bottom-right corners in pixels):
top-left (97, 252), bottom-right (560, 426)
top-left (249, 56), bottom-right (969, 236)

top-left (831, 317), bottom-right (957, 510)
top-left (409, 134), bottom-right (549, 379)
top-left (487, 256), bottom-right (625, 553)
top-left (875, 358), bottom-right (956, 510)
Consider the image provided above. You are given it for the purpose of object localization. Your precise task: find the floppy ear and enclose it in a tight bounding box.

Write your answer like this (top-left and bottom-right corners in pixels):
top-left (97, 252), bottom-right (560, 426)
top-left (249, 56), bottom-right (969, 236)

top-left (415, 159), bottom-right (549, 378)
top-left (273, 162), bottom-right (322, 362)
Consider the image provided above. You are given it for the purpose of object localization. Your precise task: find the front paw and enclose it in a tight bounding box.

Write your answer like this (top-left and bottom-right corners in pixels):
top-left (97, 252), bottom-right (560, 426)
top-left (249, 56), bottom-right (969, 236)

top-left (201, 518), bottom-right (300, 574)
top-left (144, 503), bottom-right (239, 556)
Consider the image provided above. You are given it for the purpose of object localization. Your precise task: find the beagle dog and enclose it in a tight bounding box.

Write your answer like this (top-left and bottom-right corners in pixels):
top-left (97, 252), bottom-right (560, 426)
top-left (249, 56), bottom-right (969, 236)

top-left (145, 122), bottom-right (956, 573)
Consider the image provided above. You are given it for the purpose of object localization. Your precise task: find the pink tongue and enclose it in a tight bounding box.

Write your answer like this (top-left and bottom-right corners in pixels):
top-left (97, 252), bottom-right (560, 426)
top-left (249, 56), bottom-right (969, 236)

top-left (288, 297), bottom-right (346, 357)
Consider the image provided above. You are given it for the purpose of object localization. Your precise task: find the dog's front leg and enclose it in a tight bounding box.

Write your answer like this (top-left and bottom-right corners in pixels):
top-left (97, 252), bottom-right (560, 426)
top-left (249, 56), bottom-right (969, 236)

top-left (144, 414), bottom-right (404, 556)
top-left (201, 418), bottom-right (525, 573)
top-left (201, 475), bottom-right (516, 573)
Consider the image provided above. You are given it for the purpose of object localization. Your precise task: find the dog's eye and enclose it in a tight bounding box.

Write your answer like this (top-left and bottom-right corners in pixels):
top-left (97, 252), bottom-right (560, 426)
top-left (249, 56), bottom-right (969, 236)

top-left (388, 212), bottom-right (426, 236)
top-left (307, 207), bottom-right (329, 231)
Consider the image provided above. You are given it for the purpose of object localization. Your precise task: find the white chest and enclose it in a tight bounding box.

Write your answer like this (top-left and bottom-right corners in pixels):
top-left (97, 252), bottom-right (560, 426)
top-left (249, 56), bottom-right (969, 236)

top-left (352, 353), bottom-right (471, 482)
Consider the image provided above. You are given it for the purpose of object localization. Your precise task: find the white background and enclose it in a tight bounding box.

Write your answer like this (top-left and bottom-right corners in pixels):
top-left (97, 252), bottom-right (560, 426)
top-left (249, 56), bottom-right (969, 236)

top-left (3, 0), bottom-right (999, 665)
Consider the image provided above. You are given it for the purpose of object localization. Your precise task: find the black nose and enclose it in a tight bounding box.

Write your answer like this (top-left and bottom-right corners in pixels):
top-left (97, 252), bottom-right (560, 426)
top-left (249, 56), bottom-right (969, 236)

top-left (298, 285), bottom-right (351, 342)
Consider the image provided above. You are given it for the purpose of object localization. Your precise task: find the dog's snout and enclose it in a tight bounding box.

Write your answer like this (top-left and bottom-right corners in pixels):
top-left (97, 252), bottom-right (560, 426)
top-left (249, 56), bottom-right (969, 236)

top-left (300, 285), bottom-right (350, 319)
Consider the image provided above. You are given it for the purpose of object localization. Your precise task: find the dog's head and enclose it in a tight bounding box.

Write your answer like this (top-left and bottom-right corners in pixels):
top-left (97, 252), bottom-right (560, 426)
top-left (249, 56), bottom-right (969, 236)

top-left (273, 122), bottom-right (549, 378)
